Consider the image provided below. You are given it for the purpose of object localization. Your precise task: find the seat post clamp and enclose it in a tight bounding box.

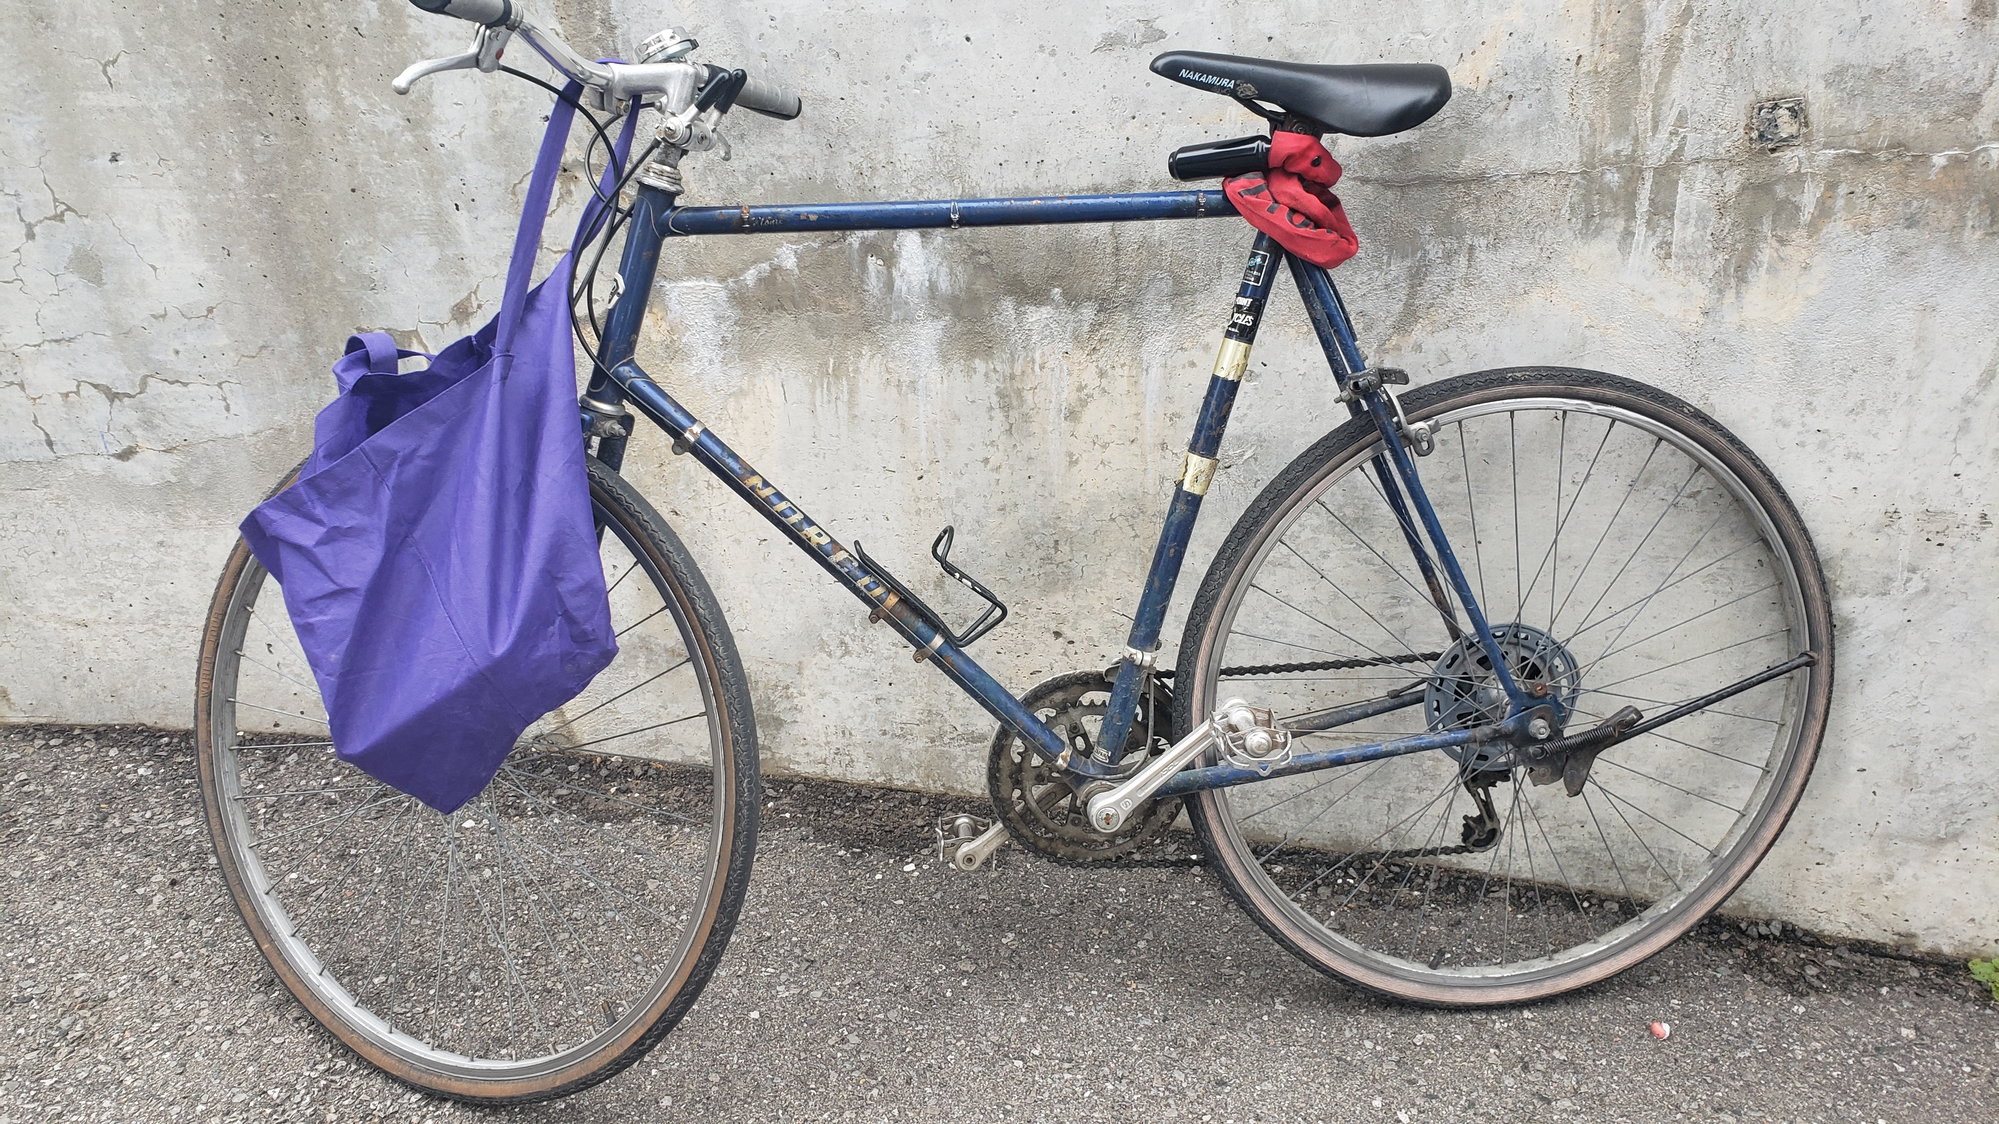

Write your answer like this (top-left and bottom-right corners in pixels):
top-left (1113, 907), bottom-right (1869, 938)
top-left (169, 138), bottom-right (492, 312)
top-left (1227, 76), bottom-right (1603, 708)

top-left (1124, 645), bottom-right (1161, 671)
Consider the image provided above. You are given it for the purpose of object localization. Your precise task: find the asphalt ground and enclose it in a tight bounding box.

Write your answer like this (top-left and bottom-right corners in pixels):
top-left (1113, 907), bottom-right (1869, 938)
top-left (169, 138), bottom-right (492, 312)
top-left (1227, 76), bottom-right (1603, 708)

top-left (3, 724), bottom-right (1996, 1123)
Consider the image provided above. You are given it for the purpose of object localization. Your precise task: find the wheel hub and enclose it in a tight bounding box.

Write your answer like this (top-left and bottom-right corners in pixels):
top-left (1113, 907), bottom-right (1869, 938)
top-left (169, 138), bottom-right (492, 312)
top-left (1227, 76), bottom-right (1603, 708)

top-left (1425, 623), bottom-right (1580, 765)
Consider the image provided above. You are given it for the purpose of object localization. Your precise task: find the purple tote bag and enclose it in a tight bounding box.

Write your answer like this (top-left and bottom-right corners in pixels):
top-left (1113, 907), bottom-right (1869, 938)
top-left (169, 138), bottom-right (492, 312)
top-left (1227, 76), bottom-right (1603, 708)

top-left (240, 86), bottom-right (634, 813)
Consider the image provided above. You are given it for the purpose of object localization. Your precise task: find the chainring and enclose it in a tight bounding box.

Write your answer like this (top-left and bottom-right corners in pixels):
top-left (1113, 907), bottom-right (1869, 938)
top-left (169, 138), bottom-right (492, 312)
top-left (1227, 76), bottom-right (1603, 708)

top-left (986, 670), bottom-right (1180, 862)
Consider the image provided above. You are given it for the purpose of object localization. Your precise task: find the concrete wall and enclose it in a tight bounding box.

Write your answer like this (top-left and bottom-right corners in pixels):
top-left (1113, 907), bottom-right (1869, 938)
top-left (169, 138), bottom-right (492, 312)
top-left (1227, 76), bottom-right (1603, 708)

top-left (3, 1), bottom-right (1994, 954)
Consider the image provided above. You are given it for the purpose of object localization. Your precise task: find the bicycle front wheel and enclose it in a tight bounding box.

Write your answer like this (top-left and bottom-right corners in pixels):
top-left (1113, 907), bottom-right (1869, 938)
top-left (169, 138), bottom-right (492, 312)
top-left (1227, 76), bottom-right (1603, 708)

top-left (195, 458), bottom-right (759, 1102)
top-left (1174, 368), bottom-right (1832, 1005)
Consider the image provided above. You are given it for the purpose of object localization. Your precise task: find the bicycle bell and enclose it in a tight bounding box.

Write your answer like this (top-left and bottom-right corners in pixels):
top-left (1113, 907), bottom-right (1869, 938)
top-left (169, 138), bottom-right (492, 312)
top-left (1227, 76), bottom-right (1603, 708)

top-left (637, 27), bottom-right (699, 63)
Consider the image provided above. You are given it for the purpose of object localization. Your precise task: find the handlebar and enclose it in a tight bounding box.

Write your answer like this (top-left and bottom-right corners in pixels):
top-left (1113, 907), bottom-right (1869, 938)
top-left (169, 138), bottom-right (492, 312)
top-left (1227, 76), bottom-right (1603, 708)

top-left (408, 0), bottom-right (513, 27)
top-left (734, 74), bottom-right (802, 121)
top-left (400, 0), bottom-right (801, 121)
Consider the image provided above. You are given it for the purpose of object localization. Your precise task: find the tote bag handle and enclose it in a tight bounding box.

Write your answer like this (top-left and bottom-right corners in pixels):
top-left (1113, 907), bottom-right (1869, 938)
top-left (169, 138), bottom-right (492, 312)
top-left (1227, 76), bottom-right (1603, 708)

top-left (493, 80), bottom-right (640, 359)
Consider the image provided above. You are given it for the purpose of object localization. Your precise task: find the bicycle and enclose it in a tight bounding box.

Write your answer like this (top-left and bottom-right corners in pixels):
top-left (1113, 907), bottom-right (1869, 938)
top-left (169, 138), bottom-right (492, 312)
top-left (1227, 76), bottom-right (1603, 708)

top-left (193, 0), bottom-right (1834, 1104)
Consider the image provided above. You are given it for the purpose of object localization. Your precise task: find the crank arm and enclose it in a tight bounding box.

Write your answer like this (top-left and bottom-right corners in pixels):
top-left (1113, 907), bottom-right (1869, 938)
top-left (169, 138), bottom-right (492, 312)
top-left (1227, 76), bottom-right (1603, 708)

top-left (936, 787), bottom-right (1068, 871)
top-left (1085, 698), bottom-right (1263, 834)
top-left (938, 814), bottom-right (1011, 871)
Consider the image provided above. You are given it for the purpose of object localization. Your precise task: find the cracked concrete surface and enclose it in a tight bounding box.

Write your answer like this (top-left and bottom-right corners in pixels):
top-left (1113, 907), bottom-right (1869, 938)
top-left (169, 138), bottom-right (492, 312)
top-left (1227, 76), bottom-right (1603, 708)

top-left (0, 2), bottom-right (1996, 957)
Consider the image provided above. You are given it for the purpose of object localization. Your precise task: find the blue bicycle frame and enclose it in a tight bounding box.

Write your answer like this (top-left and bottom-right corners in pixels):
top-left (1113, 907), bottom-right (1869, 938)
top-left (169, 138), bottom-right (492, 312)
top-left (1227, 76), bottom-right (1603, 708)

top-left (576, 182), bottom-right (1539, 793)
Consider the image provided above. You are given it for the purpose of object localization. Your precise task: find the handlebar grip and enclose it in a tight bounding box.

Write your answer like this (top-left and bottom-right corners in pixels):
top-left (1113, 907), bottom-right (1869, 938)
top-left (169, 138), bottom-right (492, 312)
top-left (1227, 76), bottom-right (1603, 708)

top-left (734, 75), bottom-right (802, 121)
top-left (408, 0), bottom-right (514, 27)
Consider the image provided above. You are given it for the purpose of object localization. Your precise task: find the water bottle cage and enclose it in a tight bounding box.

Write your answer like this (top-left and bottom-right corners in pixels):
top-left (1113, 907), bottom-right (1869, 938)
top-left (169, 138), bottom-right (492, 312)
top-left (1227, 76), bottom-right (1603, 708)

top-left (853, 526), bottom-right (1010, 649)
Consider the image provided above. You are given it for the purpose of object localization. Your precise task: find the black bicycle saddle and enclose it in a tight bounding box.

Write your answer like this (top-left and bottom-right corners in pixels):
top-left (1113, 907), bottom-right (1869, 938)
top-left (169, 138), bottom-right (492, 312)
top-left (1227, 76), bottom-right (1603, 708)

top-left (1152, 51), bottom-right (1451, 137)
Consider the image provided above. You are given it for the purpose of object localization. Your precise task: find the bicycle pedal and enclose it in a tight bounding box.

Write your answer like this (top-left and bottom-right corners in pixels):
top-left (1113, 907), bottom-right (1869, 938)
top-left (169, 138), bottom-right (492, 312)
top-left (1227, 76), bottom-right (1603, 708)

top-left (935, 813), bottom-right (1009, 871)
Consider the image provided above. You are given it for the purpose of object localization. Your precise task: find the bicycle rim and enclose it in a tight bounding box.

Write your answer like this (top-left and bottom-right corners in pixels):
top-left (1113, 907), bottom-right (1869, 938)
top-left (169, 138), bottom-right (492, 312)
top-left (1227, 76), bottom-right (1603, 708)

top-left (1181, 372), bottom-right (1831, 1002)
top-left (196, 464), bottom-right (753, 1097)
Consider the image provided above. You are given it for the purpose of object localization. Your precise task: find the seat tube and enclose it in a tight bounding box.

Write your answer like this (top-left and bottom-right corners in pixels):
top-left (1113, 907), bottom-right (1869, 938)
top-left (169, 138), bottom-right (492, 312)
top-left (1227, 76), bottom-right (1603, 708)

top-left (1097, 233), bottom-right (1283, 765)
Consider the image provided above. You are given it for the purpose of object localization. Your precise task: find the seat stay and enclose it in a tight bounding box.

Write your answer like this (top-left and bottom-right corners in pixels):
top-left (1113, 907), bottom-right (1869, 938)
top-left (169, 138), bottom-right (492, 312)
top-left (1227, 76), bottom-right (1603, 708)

top-left (1289, 258), bottom-right (1534, 713)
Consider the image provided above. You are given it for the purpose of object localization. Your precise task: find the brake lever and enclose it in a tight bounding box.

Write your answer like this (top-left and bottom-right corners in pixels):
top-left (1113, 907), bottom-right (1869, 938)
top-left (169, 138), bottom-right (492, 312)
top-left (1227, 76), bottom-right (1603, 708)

top-left (393, 25), bottom-right (511, 95)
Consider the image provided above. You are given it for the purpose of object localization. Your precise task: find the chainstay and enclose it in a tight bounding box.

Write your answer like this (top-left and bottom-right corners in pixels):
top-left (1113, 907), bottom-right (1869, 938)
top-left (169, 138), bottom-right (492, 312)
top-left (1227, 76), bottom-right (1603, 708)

top-left (1007, 651), bottom-right (1449, 868)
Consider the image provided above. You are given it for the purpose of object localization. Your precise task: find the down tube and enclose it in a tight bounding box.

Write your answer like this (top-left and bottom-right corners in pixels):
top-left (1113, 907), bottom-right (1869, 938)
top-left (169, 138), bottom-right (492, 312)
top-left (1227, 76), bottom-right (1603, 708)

top-left (605, 360), bottom-right (1123, 783)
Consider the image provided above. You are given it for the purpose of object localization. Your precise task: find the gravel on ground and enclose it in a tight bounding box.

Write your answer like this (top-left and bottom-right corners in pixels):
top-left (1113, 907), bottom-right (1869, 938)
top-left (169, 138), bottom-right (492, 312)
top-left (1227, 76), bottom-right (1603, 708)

top-left (2, 724), bottom-right (1995, 1123)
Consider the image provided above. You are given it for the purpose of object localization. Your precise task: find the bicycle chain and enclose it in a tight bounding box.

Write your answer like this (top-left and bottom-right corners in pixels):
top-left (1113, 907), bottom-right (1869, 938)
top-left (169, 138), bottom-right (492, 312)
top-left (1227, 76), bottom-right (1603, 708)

top-left (1001, 652), bottom-right (1452, 869)
top-left (1154, 651), bottom-right (1443, 681)
top-left (1022, 836), bottom-right (1489, 872)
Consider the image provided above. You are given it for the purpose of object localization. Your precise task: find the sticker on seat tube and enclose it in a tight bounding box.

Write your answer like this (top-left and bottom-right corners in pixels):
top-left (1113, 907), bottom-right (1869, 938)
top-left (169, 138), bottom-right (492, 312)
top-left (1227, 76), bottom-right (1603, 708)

top-left (1178, 452), bottom-right (1219, 496)
top-left (1242, 249), bottom-right (1271, 288)
top-left (1213, 338), bottom-right (1250, 381)
top-left (1225, 295), bottom-right (1266, 343)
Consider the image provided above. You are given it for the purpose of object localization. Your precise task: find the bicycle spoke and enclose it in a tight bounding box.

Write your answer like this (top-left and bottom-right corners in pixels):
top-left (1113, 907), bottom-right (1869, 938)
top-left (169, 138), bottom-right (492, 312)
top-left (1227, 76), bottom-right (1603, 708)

top-left (1550, 433), bottom-right (1663, 634)
top-left (1581, 582), bottom-right (1782, 677)
top-left (1458, 421), bottom-right (1490, 616)
top-left (1582, 788), bottom-right (1640, 906)
top-left (536, 657), bottom-right (691, 739)
top-left (1591, 754), bottom-right (1745, 813)
top-left (559, 711), bottom-right (707, 753)
top-left (1276, 540), bottom-right (1432, 657)
top-left (1589, 779), bottom-right (1713, 863)
top-left (1195, 383), bottom-right (1824, 995)
top-left (1560, 535), bottom-right (1757, 645)
top-left (1586, 627), bottom-right (1790, 695)
top-left (1510, 411), bottom-right (1523, 621)
top-left (1312, 498), bottom-right (1459, 636)
top-left (1561, 462), bottom-right (1704, 640)
top-left (1249, 582), bottom-right (1402, 666)
top-left (499, 761), bottom-right (708, 828)
top-left (228, 697), bottom-right (331, 728)
top-left (236, 649), bottom-right (321, 697)
top-left (247, 788), bottom-right (409, 850)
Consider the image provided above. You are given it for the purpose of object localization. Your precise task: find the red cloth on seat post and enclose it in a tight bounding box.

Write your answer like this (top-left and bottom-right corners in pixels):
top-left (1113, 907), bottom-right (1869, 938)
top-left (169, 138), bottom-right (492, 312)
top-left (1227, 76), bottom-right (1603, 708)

top-left (1222, 130), bottom-right (1359, 268)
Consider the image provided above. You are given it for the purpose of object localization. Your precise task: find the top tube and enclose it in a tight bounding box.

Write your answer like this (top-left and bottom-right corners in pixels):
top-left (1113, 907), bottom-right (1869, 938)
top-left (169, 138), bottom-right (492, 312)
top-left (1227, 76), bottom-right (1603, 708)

top-left (657, 189), bottom-right (1237, 236)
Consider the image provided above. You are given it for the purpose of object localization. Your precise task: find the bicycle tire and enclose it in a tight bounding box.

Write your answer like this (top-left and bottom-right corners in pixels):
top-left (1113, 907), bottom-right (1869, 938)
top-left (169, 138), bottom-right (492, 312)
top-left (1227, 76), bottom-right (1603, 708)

top-left (1172, 368), bottom-right (1832, 1005)
top-left (195, 458), bottom-right (759, 1102)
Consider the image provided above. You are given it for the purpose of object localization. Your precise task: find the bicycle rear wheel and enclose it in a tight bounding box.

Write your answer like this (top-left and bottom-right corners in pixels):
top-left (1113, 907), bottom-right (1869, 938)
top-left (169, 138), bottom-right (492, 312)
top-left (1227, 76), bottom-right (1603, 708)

top-left (1174, 368), bottom-right (1832, 1005)
top-left (195, 458), bottom-right (758, 1102)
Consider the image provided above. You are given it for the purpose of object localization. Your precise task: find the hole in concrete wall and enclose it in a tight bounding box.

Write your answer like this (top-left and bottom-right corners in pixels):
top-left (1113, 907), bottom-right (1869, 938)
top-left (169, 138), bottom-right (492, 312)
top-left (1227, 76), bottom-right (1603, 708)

top-left (1749, 96), bottom-right (1809, 150)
